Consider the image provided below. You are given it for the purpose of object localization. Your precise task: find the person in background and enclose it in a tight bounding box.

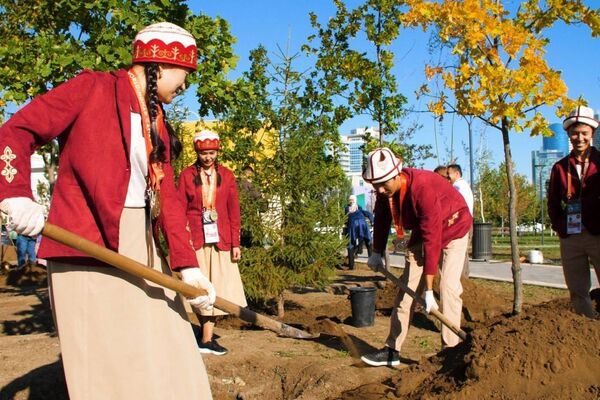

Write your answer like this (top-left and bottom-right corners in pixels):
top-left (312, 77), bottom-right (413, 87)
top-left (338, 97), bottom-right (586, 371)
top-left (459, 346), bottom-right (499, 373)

top-left (547, 105), bottom-right (600, 318)
top-left (447, 164), bottom-right (474, 278)
top-left (433, 165), bottom-right (449, 179)
top-left (15, 233), bottom-right (37, 269)
top-left (344, 194), bottom-right (374, 270)
top-left (0, 22), bottom-right (215, 399)
top-left (178, 129), bottom-right (248, 355)
top-left (360, 148), bottom-right (471, 367)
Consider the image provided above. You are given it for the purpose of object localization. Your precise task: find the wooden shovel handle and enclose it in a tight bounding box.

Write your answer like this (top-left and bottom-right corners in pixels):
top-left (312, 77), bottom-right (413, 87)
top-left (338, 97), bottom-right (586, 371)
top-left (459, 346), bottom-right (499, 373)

top-left (41, 223), bottom-right (317, 340)
top-left (381, 255), bottom-right (468, 341)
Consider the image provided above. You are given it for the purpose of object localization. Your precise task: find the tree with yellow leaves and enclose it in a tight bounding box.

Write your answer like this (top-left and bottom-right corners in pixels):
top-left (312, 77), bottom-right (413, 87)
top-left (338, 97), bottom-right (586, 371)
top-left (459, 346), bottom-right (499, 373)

top-left (404, 0), bottom-right (599, 313)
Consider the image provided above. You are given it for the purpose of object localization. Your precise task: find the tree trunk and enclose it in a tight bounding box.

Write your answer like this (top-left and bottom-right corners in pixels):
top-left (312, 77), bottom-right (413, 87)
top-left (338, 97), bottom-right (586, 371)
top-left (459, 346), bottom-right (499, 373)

top-left (277, 291), bottom-right (285, 318)
top-left (501, 120), bottom-right (522, 314)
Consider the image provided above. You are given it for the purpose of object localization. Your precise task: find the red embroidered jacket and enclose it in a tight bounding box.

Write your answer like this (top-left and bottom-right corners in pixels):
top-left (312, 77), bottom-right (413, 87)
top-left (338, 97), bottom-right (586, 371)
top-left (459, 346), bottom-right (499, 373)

top-left (372, 168), bottom-right (472, 275)
top-left (547, 147), bottom-right (600, 238)
top-left (0, 70), bottom-right (198, 269)
top-left (177, 164), bottom-right (241, 251)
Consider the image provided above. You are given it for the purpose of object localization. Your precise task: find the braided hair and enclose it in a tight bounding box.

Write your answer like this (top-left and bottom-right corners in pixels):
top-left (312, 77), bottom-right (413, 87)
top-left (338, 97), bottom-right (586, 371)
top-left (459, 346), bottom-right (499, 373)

top-left (144, 63), bottom-right (183, 161)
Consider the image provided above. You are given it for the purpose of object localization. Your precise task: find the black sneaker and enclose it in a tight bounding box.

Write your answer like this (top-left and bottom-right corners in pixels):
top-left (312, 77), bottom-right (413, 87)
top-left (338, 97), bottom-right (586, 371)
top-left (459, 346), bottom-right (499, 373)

top-left (361, 347), bottom-right (400, 367)
top-left (198, 339), bottom-right (228, 356)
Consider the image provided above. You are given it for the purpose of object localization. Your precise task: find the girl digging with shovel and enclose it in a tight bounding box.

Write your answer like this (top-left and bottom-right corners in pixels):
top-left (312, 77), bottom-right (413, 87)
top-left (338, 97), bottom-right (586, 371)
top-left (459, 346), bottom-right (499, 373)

top-left (0, 22), bottom-right (215, 399)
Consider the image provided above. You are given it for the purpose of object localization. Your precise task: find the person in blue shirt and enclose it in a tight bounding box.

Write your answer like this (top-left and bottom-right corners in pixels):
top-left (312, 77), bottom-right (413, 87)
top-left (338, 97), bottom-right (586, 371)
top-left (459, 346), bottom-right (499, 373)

top-left (15, 233), bottom-right (37, 269)
top-left (344, 195), bottom-right (374, 270)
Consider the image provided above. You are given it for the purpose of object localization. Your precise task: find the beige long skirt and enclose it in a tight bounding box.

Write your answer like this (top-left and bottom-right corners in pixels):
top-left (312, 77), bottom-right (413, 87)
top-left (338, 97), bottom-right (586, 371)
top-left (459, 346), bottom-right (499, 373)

top-left (47, 208), bottom-right (212, 400)
top-left (196, 245), bottom-right (247, 316)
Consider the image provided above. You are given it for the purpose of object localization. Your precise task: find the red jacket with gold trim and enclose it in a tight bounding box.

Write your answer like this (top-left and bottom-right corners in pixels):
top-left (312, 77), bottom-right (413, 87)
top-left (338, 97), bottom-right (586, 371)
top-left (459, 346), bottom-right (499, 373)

top-left (0, 69), bottom-right (197, 269)
top-left (372, 168), bottom-right (472, 275)
top-left (177, 164), bottom-right (241, 251)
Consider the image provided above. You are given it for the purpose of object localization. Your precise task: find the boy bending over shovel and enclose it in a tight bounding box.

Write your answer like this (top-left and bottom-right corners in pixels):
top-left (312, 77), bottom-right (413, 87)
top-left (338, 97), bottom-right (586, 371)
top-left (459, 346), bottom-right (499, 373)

top-left (361, 148), bottom-right (472, 367)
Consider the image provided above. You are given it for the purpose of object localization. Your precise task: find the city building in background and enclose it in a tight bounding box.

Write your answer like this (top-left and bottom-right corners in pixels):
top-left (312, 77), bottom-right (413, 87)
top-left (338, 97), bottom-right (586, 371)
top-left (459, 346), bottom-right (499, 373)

top-left (531, 123), bottom-right (569, 199)
top-left (339, 127), bottom-right (380, 211)
top-left (30, 153), bottom-right (48, 201)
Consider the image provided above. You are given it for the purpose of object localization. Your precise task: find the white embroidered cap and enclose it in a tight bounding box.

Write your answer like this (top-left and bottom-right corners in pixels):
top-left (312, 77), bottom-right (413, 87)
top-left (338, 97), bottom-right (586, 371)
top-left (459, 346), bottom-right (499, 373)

top-left (563, 105), bottom-right (599, 131)
top-left (363, 147), bottom-right (402, 184)
top-left (132, 22), bottom-right (197, 70)
top-left (193, 129), bottom-right (220, 151)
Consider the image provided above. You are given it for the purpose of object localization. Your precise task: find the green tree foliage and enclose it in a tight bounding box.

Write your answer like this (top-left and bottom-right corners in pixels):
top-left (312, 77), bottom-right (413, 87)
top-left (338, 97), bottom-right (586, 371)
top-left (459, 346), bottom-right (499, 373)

top-left (475, 163), bottom-right (539, 227)
top-left (0, 0), bottom-right (236, 187)
top-left (304, 0), bottom-right (432, 166)
top-left (213, 46), bottom-right (348, 316)
top-left (404, 0), bottom-right (599, 314)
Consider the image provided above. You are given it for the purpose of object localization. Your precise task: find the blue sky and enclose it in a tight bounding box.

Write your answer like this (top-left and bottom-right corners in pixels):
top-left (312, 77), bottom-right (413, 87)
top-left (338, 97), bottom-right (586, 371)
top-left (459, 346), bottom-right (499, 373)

top-left (186, 1), bottom-right (600, 182)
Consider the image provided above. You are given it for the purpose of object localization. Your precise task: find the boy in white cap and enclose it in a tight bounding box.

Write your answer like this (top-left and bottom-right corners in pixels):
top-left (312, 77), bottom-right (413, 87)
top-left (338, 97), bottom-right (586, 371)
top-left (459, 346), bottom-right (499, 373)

top-left (0, 22), bottom-right (214, 399)
top-left (548, 105), bottom-right (600, 318)
top-left (361, 148), bottom-right (472, 367)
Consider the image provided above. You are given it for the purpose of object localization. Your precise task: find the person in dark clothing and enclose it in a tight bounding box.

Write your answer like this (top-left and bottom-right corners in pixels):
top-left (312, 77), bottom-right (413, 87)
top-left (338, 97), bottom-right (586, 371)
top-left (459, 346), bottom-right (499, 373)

top-left (15, 233), bottom-right (37, 268)
top-left (344, 194), bottom-right (373, 270)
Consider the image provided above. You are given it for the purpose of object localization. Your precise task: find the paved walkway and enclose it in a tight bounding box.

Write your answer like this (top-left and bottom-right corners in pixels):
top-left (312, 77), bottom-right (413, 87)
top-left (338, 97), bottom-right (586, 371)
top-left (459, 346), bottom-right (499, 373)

top-left (355, 253), bottom-right (599, 290)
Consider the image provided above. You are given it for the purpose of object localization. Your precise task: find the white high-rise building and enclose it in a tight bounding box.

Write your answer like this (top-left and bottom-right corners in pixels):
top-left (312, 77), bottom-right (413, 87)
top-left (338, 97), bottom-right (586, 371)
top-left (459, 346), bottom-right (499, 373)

top-left (339, 127), bottom-right (380, 211)
top-left (31, 153), bottom-right (48, 202)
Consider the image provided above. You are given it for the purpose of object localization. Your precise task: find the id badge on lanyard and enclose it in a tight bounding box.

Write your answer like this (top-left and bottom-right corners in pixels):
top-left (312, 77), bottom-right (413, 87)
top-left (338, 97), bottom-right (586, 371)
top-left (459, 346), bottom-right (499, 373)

top-left (203, 222), bottom-right (219, 243)
top-left (566, 200), bottom-right (582, 235)
top-left (565, 155), bottom-right (588, 235)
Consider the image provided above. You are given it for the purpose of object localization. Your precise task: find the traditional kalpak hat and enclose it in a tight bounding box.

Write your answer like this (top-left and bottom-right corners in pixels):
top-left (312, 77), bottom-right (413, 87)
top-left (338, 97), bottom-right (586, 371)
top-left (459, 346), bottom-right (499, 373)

top-left (132, 22), bottom-right (197, 70)
top-left (563, 105), bottom-right (599, 131)
top-left (363, 147), bottom-right (402, 184)
top-left (194, 129), bottom-right (220, 151)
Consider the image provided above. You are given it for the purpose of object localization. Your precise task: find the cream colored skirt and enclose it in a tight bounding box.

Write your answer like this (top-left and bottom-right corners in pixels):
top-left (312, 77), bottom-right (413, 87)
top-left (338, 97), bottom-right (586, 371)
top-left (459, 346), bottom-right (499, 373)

top-left (48, 208), bottom-right (212, 400)
top-left (196, 245), bottom-right (247, 316)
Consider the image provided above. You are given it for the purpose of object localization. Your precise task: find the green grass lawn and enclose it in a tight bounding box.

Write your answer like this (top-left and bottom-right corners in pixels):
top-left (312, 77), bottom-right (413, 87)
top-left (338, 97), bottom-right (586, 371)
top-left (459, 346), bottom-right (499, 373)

top-left (489, 232), bottom-right (560, 263)
top-left (387, 231), bottom-right (561, 264)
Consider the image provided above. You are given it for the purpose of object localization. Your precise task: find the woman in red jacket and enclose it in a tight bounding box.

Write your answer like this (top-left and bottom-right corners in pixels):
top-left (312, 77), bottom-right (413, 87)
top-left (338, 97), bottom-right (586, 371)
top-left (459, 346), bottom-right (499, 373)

top-left (178, 129), bottom-right (247, 355)
top-left (0, 22), bottom-right (214, 399)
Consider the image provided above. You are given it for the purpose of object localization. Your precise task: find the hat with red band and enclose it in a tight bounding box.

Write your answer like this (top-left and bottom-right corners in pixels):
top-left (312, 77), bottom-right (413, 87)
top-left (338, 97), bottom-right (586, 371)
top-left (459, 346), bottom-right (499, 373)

top-left (363, 147), bottom-right (403, 184)
top-left (194, 130), bottom-right (220, 151)
top-left (132, 22), bottom-right (197, 70)
top-left (563, 105), bottom-right (599, 131)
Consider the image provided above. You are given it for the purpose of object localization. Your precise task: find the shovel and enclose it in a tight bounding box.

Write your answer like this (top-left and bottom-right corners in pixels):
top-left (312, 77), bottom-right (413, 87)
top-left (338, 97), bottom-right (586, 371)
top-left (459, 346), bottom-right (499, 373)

top-left (41, 223), bottom-right (317, 340)
top-left (382, 253), bottom-right (468, 341)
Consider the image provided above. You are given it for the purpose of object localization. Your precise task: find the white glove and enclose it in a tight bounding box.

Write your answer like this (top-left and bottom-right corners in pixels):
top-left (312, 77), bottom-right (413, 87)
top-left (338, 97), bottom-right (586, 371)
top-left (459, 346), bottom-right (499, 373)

top-left (0, 197), bottom-right (45, 236)
top-left (424, 290), bottom-right (439, 314)
top-left (180, 267), bottom-right (216, 312)
top-left (367, 252), bottom-right (384, 272)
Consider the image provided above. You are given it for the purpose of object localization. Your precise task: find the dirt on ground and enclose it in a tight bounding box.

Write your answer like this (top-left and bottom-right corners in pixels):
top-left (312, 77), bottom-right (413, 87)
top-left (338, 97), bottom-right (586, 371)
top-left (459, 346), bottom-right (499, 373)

top-left (1, 263), bottom-right (599, 400)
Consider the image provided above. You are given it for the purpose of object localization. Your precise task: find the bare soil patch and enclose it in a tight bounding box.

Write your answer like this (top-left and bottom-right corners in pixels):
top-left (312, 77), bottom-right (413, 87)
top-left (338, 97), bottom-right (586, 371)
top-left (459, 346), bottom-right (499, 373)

top-left (1, 262), bottom-right (598, 400)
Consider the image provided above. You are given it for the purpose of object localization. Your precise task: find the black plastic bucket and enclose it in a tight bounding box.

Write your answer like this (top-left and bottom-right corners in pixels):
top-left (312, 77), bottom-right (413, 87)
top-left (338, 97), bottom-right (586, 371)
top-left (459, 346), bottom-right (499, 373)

top-left (349, 286), bottom-right (376, 327)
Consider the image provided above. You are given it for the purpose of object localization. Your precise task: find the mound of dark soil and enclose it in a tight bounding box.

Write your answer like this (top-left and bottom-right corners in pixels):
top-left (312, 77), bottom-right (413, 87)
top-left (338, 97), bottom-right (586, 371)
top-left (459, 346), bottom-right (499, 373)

top-left (374, 276), bottom-right (510, 322)
top-left (342, 298), bottom-right (600, 399)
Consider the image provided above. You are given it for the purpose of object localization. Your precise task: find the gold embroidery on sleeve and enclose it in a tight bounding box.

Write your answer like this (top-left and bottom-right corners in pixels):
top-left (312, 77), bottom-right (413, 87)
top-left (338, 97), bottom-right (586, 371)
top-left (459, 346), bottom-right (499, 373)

top-left (447, 211), bottom-right (459, 227)
top-left (1, 146), bottom-right (17, 183)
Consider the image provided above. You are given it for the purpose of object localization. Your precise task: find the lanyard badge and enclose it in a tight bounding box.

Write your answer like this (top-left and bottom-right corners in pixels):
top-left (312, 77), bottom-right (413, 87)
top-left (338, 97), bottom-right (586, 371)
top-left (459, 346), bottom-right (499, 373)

top-left (566, 200), bottom-right (582, 235)
top-left (199, 166), bottom-right (219, 243)
top-left (565, 154), bottom-right (589, 235)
